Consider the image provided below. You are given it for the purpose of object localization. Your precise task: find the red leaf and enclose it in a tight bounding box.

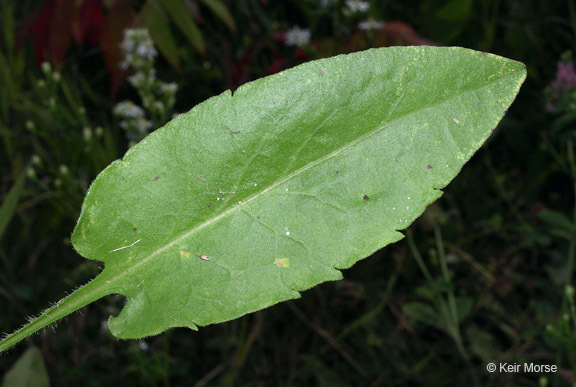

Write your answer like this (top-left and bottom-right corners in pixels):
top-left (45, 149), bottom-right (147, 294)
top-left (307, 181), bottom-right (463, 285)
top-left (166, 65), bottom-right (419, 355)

top-left (21, 0), bottom-right (78, 66)
top-left (294, 48), bottom-right (311, 61)
top-left (100, 0), bottom-right (135, 97)
top-left (74, 0), bottom-right (105, 46)
top-left (26, 0), bottom-right (57, 65)
top-left (266, 57), bottom-right (287, 75)
top-left (374, 21), bottom-right (436, 47)
top-left (47, 0), bottom-right (77, 66)
top-left (233, 47), bottom-right (256, 86)
top-left (273, 30), bottom-right (286, 42)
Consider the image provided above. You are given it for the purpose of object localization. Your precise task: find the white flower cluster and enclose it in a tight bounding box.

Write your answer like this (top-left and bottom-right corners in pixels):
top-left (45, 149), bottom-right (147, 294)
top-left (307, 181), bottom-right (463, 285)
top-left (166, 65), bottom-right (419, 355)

top-left (160, 82), bottom-right (178, 95)
top-left (115, 28), bottom-right (179, 145)
top-left (319, 0), bottom-right (336, 7)
top-left (120, 117), bottom-right (154, 135)
top-left (285, 26), bottom-right (311, 47)
top-left (120, 29), bottom-right (158, 69)
top-left (359, 19), bottom-right (385, 31)
top-left (113, 101), bottom-right (145, 119)
top-left (114, 101), bottom-right (153, 139)
top-left (128, 69), bottom-right (156, 88)
top-left (346, 0), bottom-right (369, 13)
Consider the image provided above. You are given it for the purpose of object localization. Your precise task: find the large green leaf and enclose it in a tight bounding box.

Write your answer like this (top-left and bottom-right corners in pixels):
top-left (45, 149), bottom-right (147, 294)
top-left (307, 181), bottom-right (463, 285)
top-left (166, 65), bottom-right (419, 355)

top-left (0, 46), bottom-right (525, 351)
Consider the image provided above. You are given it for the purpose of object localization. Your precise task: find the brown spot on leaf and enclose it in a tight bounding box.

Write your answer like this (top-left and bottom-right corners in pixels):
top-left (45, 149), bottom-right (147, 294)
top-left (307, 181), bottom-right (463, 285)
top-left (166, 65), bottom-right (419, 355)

top-left (227, 127), bottom-right (240, 135)
top-left (274, 258), bottom-right (290, 268)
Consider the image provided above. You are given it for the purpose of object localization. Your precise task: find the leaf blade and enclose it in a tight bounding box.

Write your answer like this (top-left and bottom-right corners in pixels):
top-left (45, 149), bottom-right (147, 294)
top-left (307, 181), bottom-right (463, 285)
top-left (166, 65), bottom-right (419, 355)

top-left (69, 46), bottom-right (525, 338)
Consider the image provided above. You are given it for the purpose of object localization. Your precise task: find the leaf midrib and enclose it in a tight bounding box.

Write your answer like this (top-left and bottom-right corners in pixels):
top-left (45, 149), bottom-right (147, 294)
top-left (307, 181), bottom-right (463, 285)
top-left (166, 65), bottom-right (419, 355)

top-left (105, 68), bottom-right (522, 286)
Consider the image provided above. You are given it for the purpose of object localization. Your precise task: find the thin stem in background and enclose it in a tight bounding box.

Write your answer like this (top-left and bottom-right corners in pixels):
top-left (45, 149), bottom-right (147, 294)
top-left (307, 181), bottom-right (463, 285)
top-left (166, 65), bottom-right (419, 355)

top-left (434, 225), bottom-right (477, 387)
top-left (566, 138), bottom-right (576, 286)
top-left (406, 229), bottom-right (478, 387)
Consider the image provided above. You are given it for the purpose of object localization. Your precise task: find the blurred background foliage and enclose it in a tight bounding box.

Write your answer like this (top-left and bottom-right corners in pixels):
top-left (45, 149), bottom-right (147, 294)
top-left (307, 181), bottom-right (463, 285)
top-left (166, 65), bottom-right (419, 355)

top-left (1, 0), bottom-right (576, 386)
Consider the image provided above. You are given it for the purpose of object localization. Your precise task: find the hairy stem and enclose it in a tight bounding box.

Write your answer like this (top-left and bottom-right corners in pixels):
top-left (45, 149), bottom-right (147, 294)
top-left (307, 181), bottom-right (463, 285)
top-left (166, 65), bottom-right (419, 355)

top-left (0, 271), bottom-right (114, 353)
